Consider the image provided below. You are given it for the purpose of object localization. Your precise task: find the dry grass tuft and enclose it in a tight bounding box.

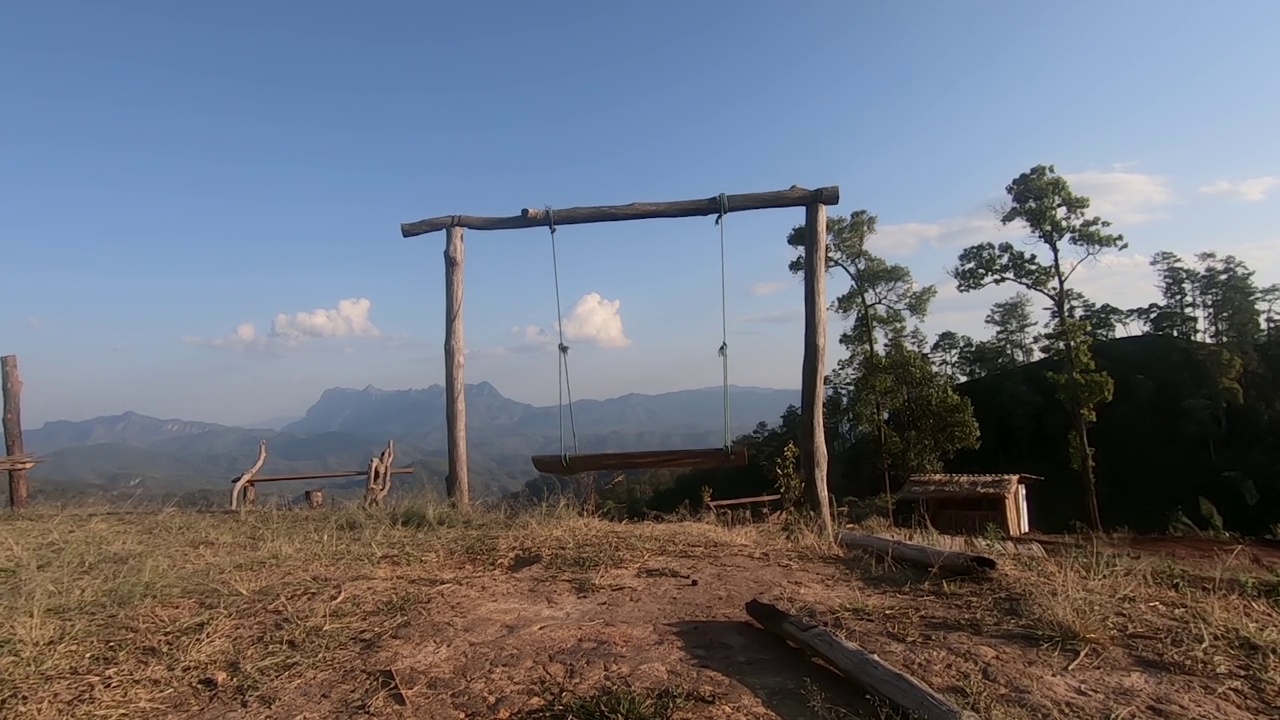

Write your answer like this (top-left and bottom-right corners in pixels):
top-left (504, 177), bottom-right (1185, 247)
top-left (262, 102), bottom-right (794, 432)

top-left (515, 683), bottom-right (708, 720)
top-left (987, 538), bottom-right (1280, 692)
top-left (3, 502), bottom-right (1278, 719)
top-left (0, 499), bottom-right (797, 719)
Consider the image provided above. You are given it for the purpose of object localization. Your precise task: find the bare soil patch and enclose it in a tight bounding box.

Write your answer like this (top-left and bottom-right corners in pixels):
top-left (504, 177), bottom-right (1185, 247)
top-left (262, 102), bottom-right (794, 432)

top-left (1, 505), bottom-right (1277, 719)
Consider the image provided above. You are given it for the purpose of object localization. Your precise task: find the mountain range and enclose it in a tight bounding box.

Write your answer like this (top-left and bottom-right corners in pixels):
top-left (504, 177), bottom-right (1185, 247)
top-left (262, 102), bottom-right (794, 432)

top-left (26, 383), bottom-right (799, 499)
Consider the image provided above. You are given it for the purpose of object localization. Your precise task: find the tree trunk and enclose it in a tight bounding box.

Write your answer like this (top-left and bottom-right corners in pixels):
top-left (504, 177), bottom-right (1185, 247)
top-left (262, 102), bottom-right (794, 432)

top-left (800, 203), bottom-right (832, 539)
top-left (1072, 410), bottom-right (1102, 531)
top-left (877, 418), bottom-right (893, 525)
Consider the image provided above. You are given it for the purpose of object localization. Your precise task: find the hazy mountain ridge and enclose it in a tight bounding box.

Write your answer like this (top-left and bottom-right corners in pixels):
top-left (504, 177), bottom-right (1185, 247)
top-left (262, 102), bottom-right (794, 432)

top-left (26, 383), bottom-right (800, 496)
top-left (284, 382), bottom-right (797, 439)
top-left (26, 411), bottom-right (268, 455)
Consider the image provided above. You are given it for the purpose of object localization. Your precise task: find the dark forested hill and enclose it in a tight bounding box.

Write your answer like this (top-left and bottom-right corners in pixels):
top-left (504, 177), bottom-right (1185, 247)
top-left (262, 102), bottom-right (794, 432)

top-left (950, 335), bottom-right (1280, 534)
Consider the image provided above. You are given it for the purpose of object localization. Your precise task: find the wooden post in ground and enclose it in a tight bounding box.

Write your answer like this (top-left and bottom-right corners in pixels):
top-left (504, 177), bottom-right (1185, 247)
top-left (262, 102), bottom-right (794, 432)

top-left (2, 355), bottom-right (29, 511)
top-left (305, 489), bottom-right (325, 509)
top-left (444, 226), bottom-right (470, 508)
top-left (230, 439), bottom-right (268, 511)
top-left (800, 204), bottom-right (832, 539)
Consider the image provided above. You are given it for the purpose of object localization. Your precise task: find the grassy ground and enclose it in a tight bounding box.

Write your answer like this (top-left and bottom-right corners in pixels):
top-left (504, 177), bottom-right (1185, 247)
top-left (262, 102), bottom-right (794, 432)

top-left (1, 501), bottom-right (1277, 719)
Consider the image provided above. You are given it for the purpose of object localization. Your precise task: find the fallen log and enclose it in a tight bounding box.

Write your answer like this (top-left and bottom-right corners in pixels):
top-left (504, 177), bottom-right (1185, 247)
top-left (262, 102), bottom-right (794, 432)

top-left (837, 531), bottom-right (997, 575)
top-left (746, 599), bottom-right (974, 720)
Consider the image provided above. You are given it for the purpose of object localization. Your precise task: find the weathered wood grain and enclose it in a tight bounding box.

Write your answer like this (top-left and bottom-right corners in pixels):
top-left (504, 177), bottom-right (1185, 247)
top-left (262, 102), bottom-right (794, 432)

top-left (444, 226), bottom-right (470, 507)
top-left (800, 203), bottom-right (831, 537)
top-left (837, 531), bottom-right (999, 574)
top-left (746, 599), bottom-right (973, 720)
top-left (401, 186), bottom-right (840, 237)
top-left (230, 439), bottom-right (268, 511)
top-left (2, 355), bottom-right (29, 511)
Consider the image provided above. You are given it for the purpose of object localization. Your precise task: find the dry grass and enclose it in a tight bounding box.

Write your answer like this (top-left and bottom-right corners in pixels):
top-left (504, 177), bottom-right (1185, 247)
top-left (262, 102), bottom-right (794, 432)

top-left (999, 540), bottom-right (1280, 681)
top-left (0, 499), bottom-right (820, 719)
top-left (1, 501), bottom-right (1277, 719)
top-left (791, 524), bottom-right (1279, 718)
top-left (513, 683), bottom-right (706, 720)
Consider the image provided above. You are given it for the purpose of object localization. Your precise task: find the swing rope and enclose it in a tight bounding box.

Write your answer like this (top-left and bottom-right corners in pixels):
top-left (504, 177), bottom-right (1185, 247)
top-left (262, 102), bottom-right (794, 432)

top-left (546, 206), bottom-right (579, 463)
top-left (716, 194), bottom-right (732, 453)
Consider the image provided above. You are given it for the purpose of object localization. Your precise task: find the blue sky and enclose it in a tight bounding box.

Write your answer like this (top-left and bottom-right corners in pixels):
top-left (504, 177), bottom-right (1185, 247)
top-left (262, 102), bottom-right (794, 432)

top-left (3, 1), bottom-right (1278, 427)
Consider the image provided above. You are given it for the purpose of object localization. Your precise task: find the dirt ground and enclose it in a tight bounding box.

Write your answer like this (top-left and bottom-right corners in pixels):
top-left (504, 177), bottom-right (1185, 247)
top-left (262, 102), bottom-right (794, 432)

top-left (1029, 532), bottom-right (1280, 570)
top-left (192, 532), bottom-right (1275, 719)
top-left (2, 508), bottom-right (1278, 719)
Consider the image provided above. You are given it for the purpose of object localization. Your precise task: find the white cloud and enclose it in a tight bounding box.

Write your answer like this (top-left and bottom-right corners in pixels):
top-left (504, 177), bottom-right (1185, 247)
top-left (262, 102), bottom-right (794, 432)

top-left (494, 324), bottom-right (555, 355)
top-left (511, 324), bottom-right (552, 344)
top-left (1198, 176), bottom-right (1277, 202)
top-left (1061, 170), bottom-right (1174, 224)
top-left (186, 297), bottom-right (382, 352)
top-left (270, 298), bottom-right (380, 341)
top-left (24, 316), bottom-right (40, 331)
top-left (748, 280), bottom-right (788, 297)
top-left (560, 292), bottom-right (631, 348)
top-left (874, 214), bottom-right (1006, 258)
top-left (497, 292), bottom-right (631, 353)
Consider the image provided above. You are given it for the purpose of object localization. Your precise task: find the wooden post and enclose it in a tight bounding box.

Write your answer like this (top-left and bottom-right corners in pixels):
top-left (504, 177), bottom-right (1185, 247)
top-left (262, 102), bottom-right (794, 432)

top-left (305, 489), bottom-right (325, 509)
top-left (444, 226), bottom-right (470, 508)
top-left (230, 439), bottom-right (268, 511)
top-left (801, 204), bottom-right (832, 539)
top-left (2, 355), bottom-right (29, 511)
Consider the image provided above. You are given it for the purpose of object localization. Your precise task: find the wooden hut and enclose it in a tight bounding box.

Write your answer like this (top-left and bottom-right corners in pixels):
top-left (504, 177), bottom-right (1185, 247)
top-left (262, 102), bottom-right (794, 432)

top-left (896, 474), bottom-right (1038, 537)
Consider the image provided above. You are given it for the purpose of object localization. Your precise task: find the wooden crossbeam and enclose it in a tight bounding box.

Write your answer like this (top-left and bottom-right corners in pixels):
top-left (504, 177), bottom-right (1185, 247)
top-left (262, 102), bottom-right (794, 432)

top-left (401, 185), bottom-right (840, 237)
top-left (229, 468), bottom-right (414, 484)
top-left (706, 494), bottom-right (783, 509)
top-left (531, 446), bottom-right (748, 476)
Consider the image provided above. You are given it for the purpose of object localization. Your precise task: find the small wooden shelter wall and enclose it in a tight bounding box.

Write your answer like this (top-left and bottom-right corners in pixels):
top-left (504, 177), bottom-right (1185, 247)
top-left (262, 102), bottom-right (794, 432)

top-left (920, 495), bottom-right (1019, 537)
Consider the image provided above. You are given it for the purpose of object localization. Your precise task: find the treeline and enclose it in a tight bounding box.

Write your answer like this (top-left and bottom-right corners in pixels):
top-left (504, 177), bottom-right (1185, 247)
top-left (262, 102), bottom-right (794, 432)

top-left (516, 165), bottom-right (1280, 537)
top-left (936, 251), bottom-right (1278, 384)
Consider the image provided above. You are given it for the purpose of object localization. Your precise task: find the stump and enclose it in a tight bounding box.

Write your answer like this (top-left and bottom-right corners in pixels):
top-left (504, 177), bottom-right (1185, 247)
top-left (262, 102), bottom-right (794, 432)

top-left (305, 489), bottom-right (324, 509)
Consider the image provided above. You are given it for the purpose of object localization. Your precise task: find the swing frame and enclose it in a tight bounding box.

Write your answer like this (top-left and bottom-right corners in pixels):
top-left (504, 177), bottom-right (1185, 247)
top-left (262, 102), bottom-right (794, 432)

top-left (400, 186), bottom-right (839, 518)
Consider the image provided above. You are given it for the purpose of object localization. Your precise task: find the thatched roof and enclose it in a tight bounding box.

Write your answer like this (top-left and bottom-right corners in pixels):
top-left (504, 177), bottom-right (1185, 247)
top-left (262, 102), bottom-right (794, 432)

top-left (898, 474), bottom-right (1037, 500)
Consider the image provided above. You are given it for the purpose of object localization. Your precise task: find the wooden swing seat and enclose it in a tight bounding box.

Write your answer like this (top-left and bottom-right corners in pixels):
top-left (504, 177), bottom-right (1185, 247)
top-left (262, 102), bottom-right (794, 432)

top-left (531, 446), bottom-right (748, 476)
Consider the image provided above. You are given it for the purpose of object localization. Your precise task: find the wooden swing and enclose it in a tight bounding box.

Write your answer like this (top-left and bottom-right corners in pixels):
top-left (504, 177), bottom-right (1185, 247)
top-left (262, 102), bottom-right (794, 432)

top-left (529, 199), bottom-right (749, 477)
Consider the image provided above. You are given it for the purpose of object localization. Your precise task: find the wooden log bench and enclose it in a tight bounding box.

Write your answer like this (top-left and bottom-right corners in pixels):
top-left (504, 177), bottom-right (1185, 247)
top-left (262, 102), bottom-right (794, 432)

top-left (705, 493), bottom-right (784, 523)
top-left (229, 439), bottom-right (410, 510)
